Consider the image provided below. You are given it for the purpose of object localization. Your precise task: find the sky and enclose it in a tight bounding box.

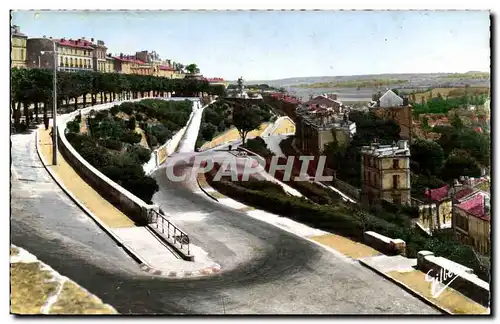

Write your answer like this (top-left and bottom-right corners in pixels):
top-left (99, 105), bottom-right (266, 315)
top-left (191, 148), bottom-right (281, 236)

top-left (12, 10), bottom-right (491, 81)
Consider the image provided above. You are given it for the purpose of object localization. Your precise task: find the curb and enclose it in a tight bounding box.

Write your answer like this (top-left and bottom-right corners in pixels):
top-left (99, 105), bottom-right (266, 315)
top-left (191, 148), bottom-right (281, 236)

top-left (358, 259), bottom-right (451, 315)
top-left (139, 263), bottom-right (221, 279)
top-left (36, 128), bottom-right (223, 279)
top-left (196, 172), bottom-right (219, 202)
top-left (34, 128), bottom-right (148, 269)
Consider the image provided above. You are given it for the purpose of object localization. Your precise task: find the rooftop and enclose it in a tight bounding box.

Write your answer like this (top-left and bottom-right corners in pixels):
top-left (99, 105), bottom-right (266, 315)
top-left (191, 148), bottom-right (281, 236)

top-left (56, 38), bottom-right (94, 49)
top-left (455, 192), bottom-right (490, 222)
top-left (114, 55), bottom-right (144, 64)
top-left (361, 140), bottom-right (410, 157)
top-left (425, 184), bottom-right (450, 202)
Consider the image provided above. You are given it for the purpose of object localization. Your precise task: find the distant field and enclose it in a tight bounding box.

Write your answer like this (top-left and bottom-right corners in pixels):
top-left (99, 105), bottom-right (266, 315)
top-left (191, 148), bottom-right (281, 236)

top-left (294, 79), bottom-right (408, 89)
top-left (439, 72), bottom-right (490, 80)
top-left (409, 87), bottom-right (490, 103)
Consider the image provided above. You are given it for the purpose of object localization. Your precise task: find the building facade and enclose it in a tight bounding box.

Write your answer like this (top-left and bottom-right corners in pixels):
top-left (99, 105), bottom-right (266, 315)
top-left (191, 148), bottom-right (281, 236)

top-left (11, 25), bottom-right (27, 68)
top-left (360, 140), bottom-right (411, 205)
top-left (92, 39), bottom-right (108, 72)
top-left (27, 37), bottom-right (94, 71)
top-left (369, 90), bottom-right (413, 141)
top-left (295, 104), bottom-right (356, 155)
top-left (452, 191), bottom-right (490, 254)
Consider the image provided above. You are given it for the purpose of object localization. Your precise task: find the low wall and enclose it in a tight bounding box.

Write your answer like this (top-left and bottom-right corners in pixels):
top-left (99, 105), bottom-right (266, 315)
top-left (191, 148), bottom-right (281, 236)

top-left (363, 231), bottom-right (406, 256)
top-left (58, 98), bottom-right (197, 225)
top-left (334, 177), bottom-right (361, 200)
top-left (417, 251), bottom-right (490, 307)
top-left (58, 99), bottom-right (157, 224)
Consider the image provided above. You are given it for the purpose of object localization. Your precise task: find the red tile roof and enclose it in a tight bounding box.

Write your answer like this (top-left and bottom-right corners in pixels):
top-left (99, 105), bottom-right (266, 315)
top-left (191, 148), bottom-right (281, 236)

top-left (159, 65), bottom-right (174, 71)
top-left (114, 56), bottom-right (144, 64)
top-left (424, 184), bottom-right (449, 202)
top-left (204, 77), bottom-right (225, 82)
top-left (456, 193), bottom-right (488, 221)
top-left (57, 39), bottom-right (94, 49)
top-left (454, 187), bottom-right (475, 201)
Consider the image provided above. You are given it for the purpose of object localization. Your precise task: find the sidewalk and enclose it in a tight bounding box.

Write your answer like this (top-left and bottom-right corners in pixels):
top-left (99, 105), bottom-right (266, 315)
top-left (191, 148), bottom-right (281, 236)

top-left (359, 255), bottom-right (489, 315)
top-left (37, 127), bottom-right (220, 278)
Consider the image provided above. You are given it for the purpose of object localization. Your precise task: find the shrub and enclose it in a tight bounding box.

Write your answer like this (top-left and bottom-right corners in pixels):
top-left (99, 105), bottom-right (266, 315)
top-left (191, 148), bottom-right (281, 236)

top-left (120, 130), bottom-right (141, 145)
top-left (119, 102), bottom-right (135, 115)
top-left (128, 116), bottom-right (137, 130)
top-left (67, 133), bottom-right (96, 151)
top-left (79, 143), bottom-right (112, 169)
top-left (135, 113), bottom-right (144, 122)
top-left (148, 134), bottom-right (158, 147)
top-left (100, 138), bottom-right (123, 151)
top-left (243, 137), bottom-right (272, 157)
top-left (110, 105), bottom-right (120, 116)
top-left (151, 125), bottom-right (172, 144)
top-left (127, 145), bottom-right (152, 164)
top-left (66, 120), bottom-right (80, 134)
top-left (94, 111), bottom-right (109, 122)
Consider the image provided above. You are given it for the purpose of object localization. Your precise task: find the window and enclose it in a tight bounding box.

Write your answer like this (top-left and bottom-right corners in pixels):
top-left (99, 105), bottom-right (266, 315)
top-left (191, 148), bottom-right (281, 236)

top-left (393, 175), bottom-right (399, 189)
top-left (79, 58), bottom-right (82, 68)
top-left (65, 57), bottom-right (68, 66)
top-left (70, 57), bottom-right (73, 67)
top-left (393, 159), bottom-right (400, 169)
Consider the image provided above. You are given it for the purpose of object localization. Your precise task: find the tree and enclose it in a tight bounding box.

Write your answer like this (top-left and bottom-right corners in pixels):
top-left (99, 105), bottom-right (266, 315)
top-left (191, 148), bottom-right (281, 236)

top-left (410, 139), bottom-right (445, 176)
top-left (185, 63), bottom-right (200, 75)
top-left (232, 102), bottom-right (263, 146)
top-left (441, 150), bottom-right (481, 181)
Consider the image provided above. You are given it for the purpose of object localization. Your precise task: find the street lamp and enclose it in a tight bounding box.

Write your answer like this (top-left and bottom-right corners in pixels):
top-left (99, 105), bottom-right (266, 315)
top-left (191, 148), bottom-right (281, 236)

top-left (40, 40), bottom-right (58, 165)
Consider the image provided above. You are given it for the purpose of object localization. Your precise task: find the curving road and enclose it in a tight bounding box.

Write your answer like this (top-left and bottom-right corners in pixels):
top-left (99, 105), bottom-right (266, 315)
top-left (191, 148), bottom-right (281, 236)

top-left (10, 120), bottom-right (440, 314)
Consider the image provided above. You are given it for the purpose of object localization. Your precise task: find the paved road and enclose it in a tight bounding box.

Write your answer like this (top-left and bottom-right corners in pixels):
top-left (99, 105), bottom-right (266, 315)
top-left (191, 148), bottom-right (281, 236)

top-left (11, 128), bottom-right (439, 314)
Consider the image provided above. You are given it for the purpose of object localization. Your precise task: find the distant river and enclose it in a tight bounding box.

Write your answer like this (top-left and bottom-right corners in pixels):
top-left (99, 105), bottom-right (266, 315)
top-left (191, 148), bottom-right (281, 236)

top-left (287, 87), bottom-right (377, 103)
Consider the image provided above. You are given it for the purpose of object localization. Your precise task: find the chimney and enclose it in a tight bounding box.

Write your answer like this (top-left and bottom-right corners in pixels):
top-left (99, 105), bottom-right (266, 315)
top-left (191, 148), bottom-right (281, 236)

top-left (120, 53), bottom-right (123, 59)
top-left (484, 195), bottom-right (490, 215)
top-left (91, 37), bottom-right (94, 42)
top-left (397, 140), bottom-right (408, 150)
top-left (403, 97), bottom-right (409, 106)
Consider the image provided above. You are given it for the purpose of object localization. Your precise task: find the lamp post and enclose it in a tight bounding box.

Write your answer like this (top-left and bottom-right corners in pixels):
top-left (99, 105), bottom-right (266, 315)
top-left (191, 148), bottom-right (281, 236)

top-left (40, 40), bottom-right (58, 165)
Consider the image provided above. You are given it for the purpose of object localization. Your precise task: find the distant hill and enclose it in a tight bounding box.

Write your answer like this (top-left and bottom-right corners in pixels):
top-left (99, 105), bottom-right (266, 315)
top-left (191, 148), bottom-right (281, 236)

top-left (228, 72), bottom-right (490, 89)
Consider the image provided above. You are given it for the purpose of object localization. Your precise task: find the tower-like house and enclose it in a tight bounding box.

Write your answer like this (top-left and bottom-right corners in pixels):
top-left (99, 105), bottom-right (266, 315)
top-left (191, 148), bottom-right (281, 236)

top-left (360, 139), bottom-right (411, 206)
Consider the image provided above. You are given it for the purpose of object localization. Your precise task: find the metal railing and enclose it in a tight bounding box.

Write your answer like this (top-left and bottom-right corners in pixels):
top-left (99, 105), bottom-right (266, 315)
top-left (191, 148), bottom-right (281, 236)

top-left (148, 209), bottom-right (190, 255)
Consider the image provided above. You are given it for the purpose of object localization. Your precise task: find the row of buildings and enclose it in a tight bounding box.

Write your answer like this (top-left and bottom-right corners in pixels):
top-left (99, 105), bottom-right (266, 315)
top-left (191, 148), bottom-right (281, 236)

top-left (275, 88), bottom-right (490, 255)
top-left (294, 90), bottom-right (412, 156)
top-left (11, 25), bottom-right (214, 81)
top-left (357, 139), bottom-right (490, 255)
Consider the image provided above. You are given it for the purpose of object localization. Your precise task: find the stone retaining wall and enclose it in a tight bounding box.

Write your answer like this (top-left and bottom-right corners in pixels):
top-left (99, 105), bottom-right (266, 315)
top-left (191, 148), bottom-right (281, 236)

top-left (363, 231), bottom-right (406, 256)
top-left (416, 251), bottom-right (490, 307)
top-left (57, 98), bottom-right (197, 225)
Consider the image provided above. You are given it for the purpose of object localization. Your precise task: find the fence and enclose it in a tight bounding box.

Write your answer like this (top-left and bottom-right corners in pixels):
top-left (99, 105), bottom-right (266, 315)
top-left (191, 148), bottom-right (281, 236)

top-left (148, 209), bottom-right (190, 255)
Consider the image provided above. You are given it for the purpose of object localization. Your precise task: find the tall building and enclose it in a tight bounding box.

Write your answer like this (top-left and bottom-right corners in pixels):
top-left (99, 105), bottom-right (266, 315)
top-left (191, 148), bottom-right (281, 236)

top-left (27, 36), bottom-right (94, 71)
top-left (91, 39), bottom-right (108, 72)
top-left (369, 90), bottom-right (412, 141)
top-left (11, 25), bottom-right (27, 68)
top-left (360, 140), bottom-right (411, 205)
